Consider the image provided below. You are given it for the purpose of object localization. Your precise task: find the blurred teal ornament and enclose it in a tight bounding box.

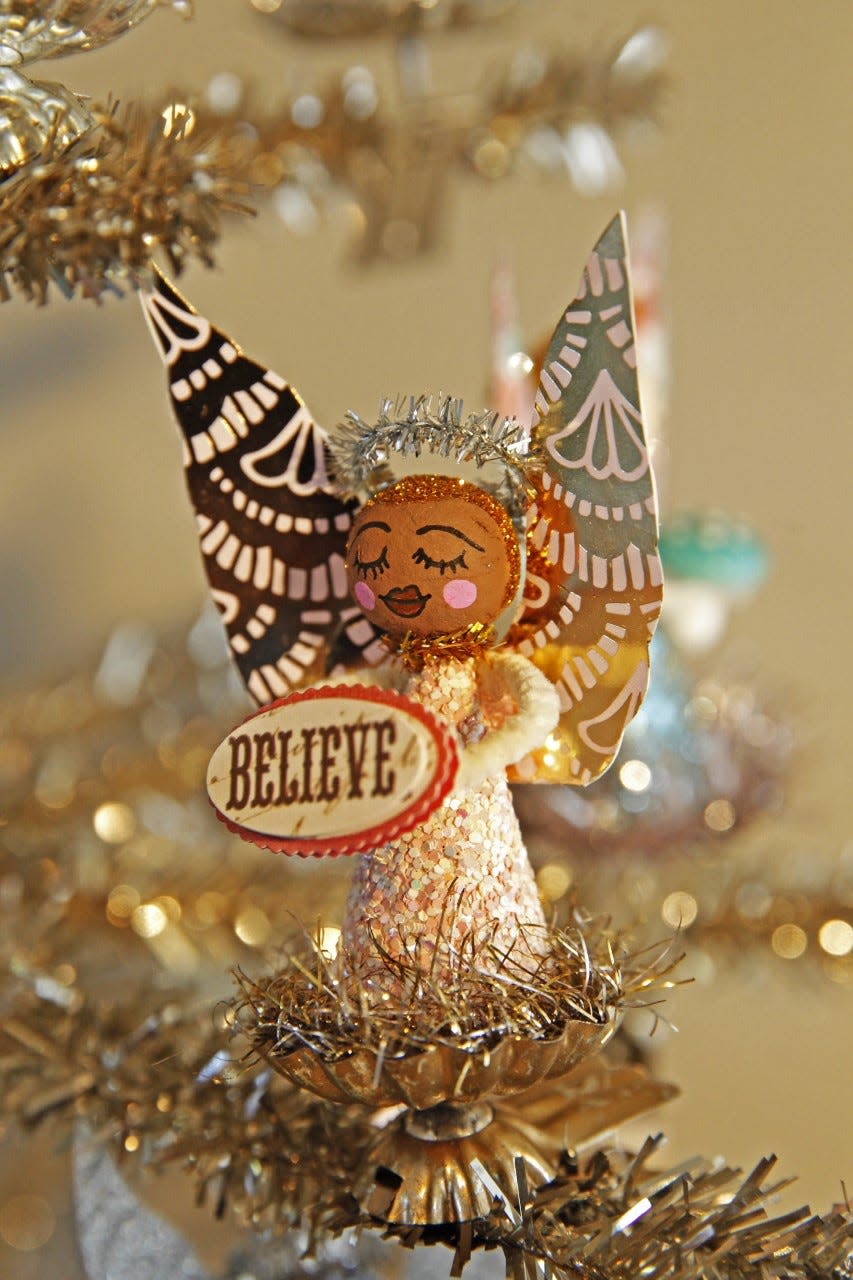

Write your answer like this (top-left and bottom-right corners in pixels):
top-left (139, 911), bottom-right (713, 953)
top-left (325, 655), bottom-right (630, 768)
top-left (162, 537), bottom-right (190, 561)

top-left (660, 510), bottom-right (768, 591)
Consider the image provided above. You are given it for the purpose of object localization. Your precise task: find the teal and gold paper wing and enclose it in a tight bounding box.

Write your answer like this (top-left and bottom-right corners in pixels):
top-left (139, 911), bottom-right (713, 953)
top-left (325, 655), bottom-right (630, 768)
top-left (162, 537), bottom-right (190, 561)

top-left (509, 213), bottom-right (662, 786)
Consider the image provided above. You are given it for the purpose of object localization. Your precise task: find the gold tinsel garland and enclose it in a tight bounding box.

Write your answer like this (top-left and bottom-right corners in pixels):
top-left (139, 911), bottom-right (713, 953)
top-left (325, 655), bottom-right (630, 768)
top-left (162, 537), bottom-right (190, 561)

top-left (0, 0), bottom-right (188, 65)
top-left (0, 626), bottom-right (851, 1272)
top-left (0, 621), bottom-right (850, 993)
top-left (1, 23), bottom-right (666, 298)
top-left (256, 0), bottom-right (521, 39)
top-left (0, 103), bottom-right (254, 304)
top-left (1, 973), bottom-right (851, 1276)
top-left (237, 919), bottom-right (669, 1063)
top-left (0, 981), bottom-right (372, 1239)
top-left (0, 0), bottom-right (191, 182)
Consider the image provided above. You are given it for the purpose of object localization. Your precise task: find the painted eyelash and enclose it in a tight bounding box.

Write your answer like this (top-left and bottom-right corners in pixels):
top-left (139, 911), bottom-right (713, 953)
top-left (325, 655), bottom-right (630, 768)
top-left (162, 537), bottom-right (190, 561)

top-left (353, 547), bottom-right (389, 579)
top-left (412, 547), bottom-right (468, 575)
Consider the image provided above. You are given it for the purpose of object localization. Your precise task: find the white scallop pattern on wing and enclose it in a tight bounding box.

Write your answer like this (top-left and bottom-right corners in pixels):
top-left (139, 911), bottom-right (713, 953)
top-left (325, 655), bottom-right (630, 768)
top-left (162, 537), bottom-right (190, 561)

top-left (140, 268), bottom-right (383, 706)
top-left (508, 213), bottom-right (662, 787)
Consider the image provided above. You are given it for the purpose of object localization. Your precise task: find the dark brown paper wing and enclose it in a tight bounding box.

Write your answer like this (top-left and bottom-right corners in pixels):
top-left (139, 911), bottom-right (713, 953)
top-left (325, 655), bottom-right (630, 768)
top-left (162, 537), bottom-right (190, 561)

top-left (140, 268), bottom-right (383, 705)
top-left (509, 213), bottom-right (662, 786)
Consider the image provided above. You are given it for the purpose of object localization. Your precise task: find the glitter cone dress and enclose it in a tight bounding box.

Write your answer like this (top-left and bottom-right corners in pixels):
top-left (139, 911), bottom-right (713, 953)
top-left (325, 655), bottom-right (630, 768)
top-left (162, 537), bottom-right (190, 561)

top-left (341, 655), bottom-right (550, 984)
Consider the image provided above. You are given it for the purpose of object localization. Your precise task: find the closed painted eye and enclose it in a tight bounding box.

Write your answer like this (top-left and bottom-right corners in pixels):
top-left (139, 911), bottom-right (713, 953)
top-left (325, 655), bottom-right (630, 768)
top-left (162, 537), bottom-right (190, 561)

top-left (353, 547), bottom-right (389, 579)
top-left (412, 547), bottom-right (468, 575)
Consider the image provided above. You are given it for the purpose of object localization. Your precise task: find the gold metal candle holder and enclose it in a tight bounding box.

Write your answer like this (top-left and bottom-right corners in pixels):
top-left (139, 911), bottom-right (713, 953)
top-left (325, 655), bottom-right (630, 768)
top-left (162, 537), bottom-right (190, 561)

top-left (234, 923), bottom-right (677, 1229)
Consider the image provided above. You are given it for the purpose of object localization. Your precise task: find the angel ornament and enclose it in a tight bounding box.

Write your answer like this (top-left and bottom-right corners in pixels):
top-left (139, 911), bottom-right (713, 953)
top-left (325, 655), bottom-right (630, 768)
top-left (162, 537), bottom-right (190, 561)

top-left (328, 404), bottom-right (557, 976)
top-left (141, 213), bottom-right (662, 989)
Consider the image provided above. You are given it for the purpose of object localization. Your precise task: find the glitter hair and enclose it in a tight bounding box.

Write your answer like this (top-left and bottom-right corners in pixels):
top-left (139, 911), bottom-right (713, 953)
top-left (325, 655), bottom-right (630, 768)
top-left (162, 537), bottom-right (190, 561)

top-left (357, 474), bottom-right (522, 612)
top-left (327, 393), bottom-right (539, 533)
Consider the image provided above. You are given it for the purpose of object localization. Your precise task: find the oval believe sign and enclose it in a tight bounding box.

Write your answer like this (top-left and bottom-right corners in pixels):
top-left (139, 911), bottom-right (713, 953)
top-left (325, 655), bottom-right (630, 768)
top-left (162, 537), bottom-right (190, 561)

top-left (207, 684), bottom-right (458, 857)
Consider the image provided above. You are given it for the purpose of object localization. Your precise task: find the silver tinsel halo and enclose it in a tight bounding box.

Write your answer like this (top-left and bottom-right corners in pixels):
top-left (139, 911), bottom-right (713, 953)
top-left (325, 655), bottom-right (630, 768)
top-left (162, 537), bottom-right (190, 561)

top-left (328, 393), bottom-right (538, 520)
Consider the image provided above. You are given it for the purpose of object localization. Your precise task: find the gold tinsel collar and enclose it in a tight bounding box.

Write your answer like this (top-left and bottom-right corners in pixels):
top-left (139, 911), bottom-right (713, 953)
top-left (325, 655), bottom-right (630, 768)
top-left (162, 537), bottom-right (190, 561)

top-left (384, 622), bottom-right (497, 671)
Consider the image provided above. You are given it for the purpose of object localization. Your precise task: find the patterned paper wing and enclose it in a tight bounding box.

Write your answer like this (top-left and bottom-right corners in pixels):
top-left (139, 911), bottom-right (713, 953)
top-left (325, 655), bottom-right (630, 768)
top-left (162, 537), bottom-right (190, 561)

top-left (509, 213), bottom-right (662, 786)
top-left (140, 268), bottom-right (384, 705)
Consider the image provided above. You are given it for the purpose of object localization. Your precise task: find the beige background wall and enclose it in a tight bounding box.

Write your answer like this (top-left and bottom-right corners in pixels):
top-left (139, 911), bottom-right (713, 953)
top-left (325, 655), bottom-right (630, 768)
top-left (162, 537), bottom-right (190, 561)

top-left (1, 0), bottom-right (851, 1230)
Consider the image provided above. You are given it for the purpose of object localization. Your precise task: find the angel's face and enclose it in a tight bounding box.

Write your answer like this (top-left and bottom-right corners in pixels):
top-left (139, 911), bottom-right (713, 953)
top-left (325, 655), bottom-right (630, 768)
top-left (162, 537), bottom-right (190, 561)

top-left (346, 477), bottom-right (518, 639)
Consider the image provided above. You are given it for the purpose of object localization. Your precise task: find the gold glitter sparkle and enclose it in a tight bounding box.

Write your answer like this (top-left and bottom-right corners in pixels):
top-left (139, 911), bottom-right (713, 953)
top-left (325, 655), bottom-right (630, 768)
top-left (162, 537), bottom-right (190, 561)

top-left (342, 656), bottom-right (546, 987)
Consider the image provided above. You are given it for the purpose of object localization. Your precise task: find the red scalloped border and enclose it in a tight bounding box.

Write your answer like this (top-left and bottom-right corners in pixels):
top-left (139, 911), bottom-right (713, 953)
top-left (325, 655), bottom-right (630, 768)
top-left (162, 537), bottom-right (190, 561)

top-left (208, 684), bottom-right (459, 858)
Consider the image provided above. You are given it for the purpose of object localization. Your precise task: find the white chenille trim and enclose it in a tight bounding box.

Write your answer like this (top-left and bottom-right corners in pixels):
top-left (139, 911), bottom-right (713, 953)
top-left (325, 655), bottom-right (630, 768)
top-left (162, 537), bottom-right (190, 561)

top-left (455, 653), bottom-right (560, 790)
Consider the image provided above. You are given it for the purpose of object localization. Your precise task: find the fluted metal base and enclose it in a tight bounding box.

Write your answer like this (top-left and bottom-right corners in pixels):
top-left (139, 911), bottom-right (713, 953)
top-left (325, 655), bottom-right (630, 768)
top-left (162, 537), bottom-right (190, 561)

top-left (356, 1100), bottom-right (557, 1225)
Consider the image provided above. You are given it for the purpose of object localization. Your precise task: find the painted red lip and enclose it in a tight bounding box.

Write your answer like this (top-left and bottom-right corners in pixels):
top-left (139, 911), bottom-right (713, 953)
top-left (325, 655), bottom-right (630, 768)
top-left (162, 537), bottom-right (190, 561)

top-left (380, 584), bottom-right (431, 618)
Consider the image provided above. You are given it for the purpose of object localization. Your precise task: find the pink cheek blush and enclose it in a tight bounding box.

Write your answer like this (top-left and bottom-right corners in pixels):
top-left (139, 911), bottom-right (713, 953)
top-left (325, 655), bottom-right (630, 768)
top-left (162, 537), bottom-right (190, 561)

top-left (443, 579), bottom-right (477, 610)
top-left (354, 581), bottom-right (376, 610)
